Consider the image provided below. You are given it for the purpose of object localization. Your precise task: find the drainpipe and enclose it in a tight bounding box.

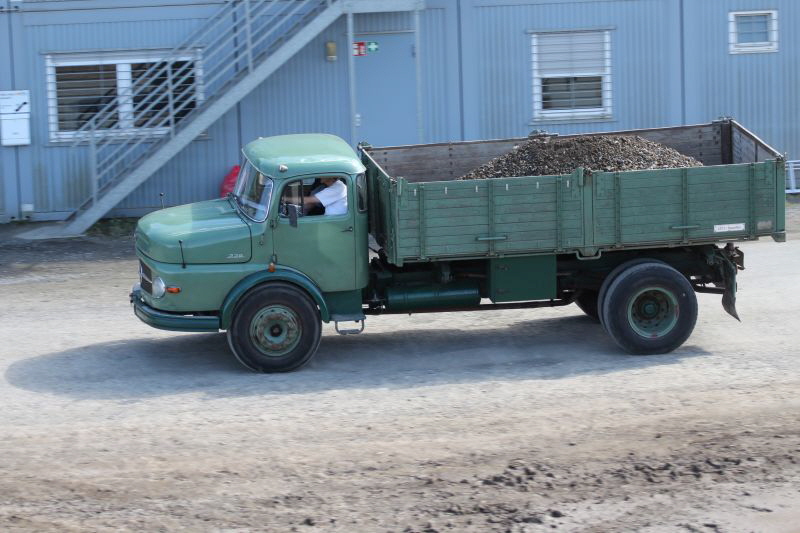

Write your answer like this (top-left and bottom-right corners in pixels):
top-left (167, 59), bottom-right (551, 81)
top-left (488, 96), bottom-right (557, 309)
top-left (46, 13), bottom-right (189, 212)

top-left (347, 11), bottom-right (357, 147)
top-left (679, 0), bottom-right (686, 125)
top-left (414, 7), bottom-right (423, 143)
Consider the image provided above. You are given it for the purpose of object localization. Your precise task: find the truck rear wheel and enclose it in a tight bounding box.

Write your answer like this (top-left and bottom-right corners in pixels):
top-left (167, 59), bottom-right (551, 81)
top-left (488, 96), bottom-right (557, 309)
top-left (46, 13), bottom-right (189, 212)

top-left (601, 262), bottom-right (697, 355)
top-left (227, 283), bottom-right (322, 372)
top-left (597, 258), bottom-right (666, 328)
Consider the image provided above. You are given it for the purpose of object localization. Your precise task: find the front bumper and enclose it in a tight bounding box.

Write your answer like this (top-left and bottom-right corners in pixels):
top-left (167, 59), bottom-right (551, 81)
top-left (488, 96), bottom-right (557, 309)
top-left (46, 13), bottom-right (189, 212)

top-left (130, 285), bottom-right (220, 332)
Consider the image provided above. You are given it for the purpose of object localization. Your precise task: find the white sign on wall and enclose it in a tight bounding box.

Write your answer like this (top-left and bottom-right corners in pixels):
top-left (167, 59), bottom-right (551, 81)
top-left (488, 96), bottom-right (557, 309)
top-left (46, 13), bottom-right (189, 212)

top-left (0, 90), bottom-right (31, 146)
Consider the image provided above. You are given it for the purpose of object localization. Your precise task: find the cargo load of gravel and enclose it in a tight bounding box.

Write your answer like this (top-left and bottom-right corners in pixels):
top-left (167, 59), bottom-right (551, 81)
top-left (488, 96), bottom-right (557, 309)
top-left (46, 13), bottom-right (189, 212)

top-left (458, 135), bottom-right (703, 180)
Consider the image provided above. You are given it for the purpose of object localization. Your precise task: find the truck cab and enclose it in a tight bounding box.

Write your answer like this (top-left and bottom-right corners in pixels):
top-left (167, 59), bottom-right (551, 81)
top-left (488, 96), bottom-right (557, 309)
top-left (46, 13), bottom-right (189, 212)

top-left (132, 134), bottom-right (370, 371)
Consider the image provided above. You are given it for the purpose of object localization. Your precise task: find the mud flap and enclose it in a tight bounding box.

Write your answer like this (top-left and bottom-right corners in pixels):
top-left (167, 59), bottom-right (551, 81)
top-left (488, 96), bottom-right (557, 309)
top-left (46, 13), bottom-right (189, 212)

top-left (719, 246), bottom-right (744, 321)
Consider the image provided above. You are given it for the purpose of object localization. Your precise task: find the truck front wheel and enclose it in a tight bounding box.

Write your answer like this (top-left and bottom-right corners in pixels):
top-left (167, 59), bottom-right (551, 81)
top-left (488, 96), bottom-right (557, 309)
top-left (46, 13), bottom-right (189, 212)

top-left (601, 262), bottom-right (697, 355)
top-left (227, 283), bottom-right (322, 372)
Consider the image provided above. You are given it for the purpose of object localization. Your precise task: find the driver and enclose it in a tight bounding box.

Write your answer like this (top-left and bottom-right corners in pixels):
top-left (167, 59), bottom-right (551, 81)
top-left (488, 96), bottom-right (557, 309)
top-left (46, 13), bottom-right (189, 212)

top-left (303, 177), bottom-right (347, 215)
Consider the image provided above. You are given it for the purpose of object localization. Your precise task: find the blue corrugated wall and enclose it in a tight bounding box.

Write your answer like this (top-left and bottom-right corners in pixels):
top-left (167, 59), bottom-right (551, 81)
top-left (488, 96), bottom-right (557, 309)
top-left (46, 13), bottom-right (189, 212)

top-left (0, 0), bottom-right (796, 222)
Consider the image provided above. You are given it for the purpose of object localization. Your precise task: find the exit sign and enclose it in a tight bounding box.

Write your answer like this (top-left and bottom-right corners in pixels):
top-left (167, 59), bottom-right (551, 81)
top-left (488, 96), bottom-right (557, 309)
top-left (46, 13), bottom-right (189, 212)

top-left (353, 41), bottom-right (379, 56)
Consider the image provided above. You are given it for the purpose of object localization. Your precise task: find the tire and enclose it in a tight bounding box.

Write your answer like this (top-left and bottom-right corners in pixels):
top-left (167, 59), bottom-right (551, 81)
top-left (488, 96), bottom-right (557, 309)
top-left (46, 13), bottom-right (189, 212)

top-left (575, 290), bottom-right (600, 321)
top-left (226, 282), bottom-right (322, 372)
top-left (597, 258), bottom-right (666, 328)
top-left (601, 262), bottom-right (697, 355)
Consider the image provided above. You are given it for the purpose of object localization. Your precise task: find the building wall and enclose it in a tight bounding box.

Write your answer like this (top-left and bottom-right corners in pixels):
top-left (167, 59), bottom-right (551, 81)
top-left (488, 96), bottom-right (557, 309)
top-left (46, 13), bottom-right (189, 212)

top-left (0, 0), bottom-right (796, 222)
top-left (683, 0), bottom-right (800, 157)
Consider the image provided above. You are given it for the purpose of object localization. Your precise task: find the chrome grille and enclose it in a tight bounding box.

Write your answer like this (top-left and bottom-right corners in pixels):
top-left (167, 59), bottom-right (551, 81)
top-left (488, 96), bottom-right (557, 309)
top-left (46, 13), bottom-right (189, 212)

top-left (139, 260), bottom-right (153, 294)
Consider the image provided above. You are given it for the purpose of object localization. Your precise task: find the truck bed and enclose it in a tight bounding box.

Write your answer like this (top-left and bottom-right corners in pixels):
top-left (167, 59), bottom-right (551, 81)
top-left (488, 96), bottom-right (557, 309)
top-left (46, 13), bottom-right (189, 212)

top-left (362, 120), bottom-right (786, 266)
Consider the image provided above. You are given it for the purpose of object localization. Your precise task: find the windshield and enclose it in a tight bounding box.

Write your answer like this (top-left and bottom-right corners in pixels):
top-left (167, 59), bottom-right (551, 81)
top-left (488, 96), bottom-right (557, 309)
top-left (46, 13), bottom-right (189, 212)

top-left (232, 161), bottom-right (273, 222)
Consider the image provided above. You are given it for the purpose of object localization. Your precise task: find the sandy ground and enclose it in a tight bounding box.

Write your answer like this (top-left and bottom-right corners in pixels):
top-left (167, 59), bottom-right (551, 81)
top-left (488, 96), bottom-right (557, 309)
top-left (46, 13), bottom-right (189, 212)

top-left (0, 205), bottom-right (798, 532)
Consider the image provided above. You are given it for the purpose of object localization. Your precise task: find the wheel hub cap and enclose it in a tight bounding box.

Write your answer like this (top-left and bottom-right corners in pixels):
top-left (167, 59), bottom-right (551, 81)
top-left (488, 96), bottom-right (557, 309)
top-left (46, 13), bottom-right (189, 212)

top-left (628, 288), bottom-right (679, 339)
top-left (250, 305), bottom-right (301, 357)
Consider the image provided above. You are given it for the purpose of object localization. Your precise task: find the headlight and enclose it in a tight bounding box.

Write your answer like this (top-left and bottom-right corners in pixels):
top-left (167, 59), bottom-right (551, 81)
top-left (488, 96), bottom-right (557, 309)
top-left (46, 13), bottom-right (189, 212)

top-left (152, 277), bottom-right (166, 299)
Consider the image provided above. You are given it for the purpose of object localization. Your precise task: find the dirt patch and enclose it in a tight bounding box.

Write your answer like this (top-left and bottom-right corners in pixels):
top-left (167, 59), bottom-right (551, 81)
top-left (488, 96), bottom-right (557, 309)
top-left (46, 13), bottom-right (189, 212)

top-left (459, 135), bottom-right (703, 180)
top-left (86, 217), bottom-right (138, 238)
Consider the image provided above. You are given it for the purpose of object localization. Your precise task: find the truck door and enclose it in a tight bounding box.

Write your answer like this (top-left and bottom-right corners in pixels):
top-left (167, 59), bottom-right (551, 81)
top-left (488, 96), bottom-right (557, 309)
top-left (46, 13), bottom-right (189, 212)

top-left (271, 175), bottom-right (356, 292)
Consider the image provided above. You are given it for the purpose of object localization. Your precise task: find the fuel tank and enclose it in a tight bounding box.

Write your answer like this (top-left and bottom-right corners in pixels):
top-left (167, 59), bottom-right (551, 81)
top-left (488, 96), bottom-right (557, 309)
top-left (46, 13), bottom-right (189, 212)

top-left (385, 281), bottom-right (481, 312)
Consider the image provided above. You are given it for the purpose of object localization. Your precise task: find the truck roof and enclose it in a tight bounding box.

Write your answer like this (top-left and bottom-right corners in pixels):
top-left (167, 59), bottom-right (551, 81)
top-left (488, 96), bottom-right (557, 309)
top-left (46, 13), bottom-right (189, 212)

top-left (242, 133), bottom-right (366, 179)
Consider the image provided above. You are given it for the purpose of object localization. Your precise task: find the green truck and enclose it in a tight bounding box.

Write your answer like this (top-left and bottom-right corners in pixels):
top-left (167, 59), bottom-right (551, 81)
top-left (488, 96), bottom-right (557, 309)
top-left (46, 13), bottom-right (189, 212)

top-left (130, 119), bottom-right (785, 372)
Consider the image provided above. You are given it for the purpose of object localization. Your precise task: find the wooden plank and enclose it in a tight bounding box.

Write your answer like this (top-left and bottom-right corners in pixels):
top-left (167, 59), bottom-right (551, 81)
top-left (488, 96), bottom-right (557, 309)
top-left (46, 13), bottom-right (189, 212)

top-left (398, 211), bottom-right (488, 225)
top-left (498, 218), bottom-right (580, 231)
top-left (688, 202), bottom-right (751, 216)
top-left (398, 201), bottom-right (577, 221)
top-left (398, 224), bottom-right (490, 237)
top-left (399, 242), bottom-right (488, 257)
top-left (495, 240), bottom-right (557, 252)
top-left (620, 204), bottom-right (685, 216)
top-left (619, 212), bottom-right (684, 226)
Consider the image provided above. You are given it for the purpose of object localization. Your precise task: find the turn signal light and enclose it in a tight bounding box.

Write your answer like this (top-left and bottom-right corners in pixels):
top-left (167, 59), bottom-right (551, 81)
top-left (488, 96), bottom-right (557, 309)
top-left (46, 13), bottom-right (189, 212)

top-left (166, 287), bottom-right (181, 294)
top-left (268, 262), bottom-right (276, 272)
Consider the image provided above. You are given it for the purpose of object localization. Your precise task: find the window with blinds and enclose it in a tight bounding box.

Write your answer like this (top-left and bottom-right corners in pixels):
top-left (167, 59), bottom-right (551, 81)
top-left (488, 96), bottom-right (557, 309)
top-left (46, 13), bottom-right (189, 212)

top-left (729, 11), bottom-right (778, 54)
top-left (132, 61), bottom-right (197, 128)
top-left (54, 64), bottom-right (119, 131)
top-left (531, 30), bottom-right (612, 121)
top-left (46, 52), bottom-right (202, 141)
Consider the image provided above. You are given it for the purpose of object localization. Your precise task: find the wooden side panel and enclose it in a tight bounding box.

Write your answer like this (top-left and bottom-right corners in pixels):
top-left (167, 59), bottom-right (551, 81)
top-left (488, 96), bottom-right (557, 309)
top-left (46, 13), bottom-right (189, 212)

top-left (731, 120), bottom-right (782, 164)
top-left (395, 180), bottom-right (491, 259)
top-left (733, 128), bottom-right (757, 164)
top-left (363, 122), bottom-right (784, 266)
top-left (593, 163), bottom-right (778, 246)
top-left (362, 148), bottom-right (399, 261)
top-left (392, 171), bottom-right (584, 262)
top-left (634, 125), bottom-right (722, 166)
top-left (594, 169), bottom-right (684, 245)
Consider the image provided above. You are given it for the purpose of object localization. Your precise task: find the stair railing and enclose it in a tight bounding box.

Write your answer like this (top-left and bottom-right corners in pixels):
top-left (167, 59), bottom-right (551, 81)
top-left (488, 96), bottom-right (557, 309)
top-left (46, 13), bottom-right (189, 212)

top-left (66, 0), bottom-right (335, 215)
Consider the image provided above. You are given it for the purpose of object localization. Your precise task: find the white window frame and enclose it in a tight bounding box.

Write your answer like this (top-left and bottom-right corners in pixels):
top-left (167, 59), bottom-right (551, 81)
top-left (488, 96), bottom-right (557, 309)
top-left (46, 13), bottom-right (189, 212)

top-left (45, 49), bottom-right (204, 142)
top-left (729, 10), bottom-right (778, 54)
top-left (531, 30), bottom-right (612, 122)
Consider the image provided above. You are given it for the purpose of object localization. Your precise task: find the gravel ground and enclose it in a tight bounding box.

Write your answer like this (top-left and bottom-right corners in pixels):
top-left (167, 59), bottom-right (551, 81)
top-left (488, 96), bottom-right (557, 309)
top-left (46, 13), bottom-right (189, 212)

top-left (0, 205), bottom-right (798, 532)
top-left (459, 135), bottom-right (702, 180)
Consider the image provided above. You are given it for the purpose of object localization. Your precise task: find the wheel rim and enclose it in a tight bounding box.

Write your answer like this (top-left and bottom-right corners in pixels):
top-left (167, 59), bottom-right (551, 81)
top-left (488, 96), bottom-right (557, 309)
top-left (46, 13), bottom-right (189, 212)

top-left (627, 287), bottom-right (679, 339)
top-left (249, 305), bottom-right (301, 357)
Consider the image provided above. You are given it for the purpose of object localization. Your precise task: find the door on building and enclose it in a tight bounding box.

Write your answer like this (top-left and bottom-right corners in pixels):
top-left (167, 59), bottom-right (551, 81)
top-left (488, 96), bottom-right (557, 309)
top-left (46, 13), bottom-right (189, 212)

top-left (354, 32), bottom-right (418, 147)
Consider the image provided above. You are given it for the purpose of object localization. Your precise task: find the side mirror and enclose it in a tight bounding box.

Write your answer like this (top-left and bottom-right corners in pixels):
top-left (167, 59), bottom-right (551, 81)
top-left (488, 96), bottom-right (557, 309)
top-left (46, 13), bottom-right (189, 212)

top-left (287, 203), bottom-right (300, 227)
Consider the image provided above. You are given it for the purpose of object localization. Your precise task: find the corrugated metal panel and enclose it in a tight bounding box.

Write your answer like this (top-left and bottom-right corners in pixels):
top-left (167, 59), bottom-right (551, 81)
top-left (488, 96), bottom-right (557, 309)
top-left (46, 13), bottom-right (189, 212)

top-left (420, 7), bottom-right (452, 142)
top-left (463, 0), bottom-right (682, 140)
top-left (19, 8), bottom-right (221, 214)
top-left (237, 17), bottom-right (351, 149)
top-left (0, 9), bottom-right (8, 220)
top-left (355, 12), bottom-right (413, 33)
top-left (683, 0), bottom-right (799, 159)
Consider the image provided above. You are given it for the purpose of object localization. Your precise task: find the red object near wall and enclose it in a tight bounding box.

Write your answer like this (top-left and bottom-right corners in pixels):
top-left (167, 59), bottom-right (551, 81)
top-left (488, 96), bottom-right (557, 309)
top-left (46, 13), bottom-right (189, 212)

top-left (220, 165), bottom-right (241, 197)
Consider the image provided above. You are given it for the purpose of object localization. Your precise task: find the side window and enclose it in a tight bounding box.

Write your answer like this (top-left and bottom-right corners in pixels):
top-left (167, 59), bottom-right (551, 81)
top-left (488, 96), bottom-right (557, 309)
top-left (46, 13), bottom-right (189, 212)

top-left (356, 173), bottom-right (367, 213)
top-left (279, 177), bottom-right (349, 218)
top-left (729, 11), bottom-right (778, 54)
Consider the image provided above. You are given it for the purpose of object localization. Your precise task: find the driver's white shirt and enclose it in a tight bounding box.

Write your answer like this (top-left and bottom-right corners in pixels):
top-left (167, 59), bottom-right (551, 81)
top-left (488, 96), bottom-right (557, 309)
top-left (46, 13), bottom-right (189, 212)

top-left (314, 180), bottom-right (348, 215)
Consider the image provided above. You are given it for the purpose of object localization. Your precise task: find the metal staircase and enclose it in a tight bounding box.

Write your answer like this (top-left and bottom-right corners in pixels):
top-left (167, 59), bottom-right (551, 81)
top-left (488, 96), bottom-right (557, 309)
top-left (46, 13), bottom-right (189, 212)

top-left (22, 0), bottom-right (419, 239)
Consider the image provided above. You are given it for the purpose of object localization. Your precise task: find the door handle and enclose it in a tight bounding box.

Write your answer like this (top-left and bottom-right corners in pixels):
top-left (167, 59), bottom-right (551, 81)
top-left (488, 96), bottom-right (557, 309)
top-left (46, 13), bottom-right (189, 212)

top-left (342, 226), bottom-right (354, 232)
